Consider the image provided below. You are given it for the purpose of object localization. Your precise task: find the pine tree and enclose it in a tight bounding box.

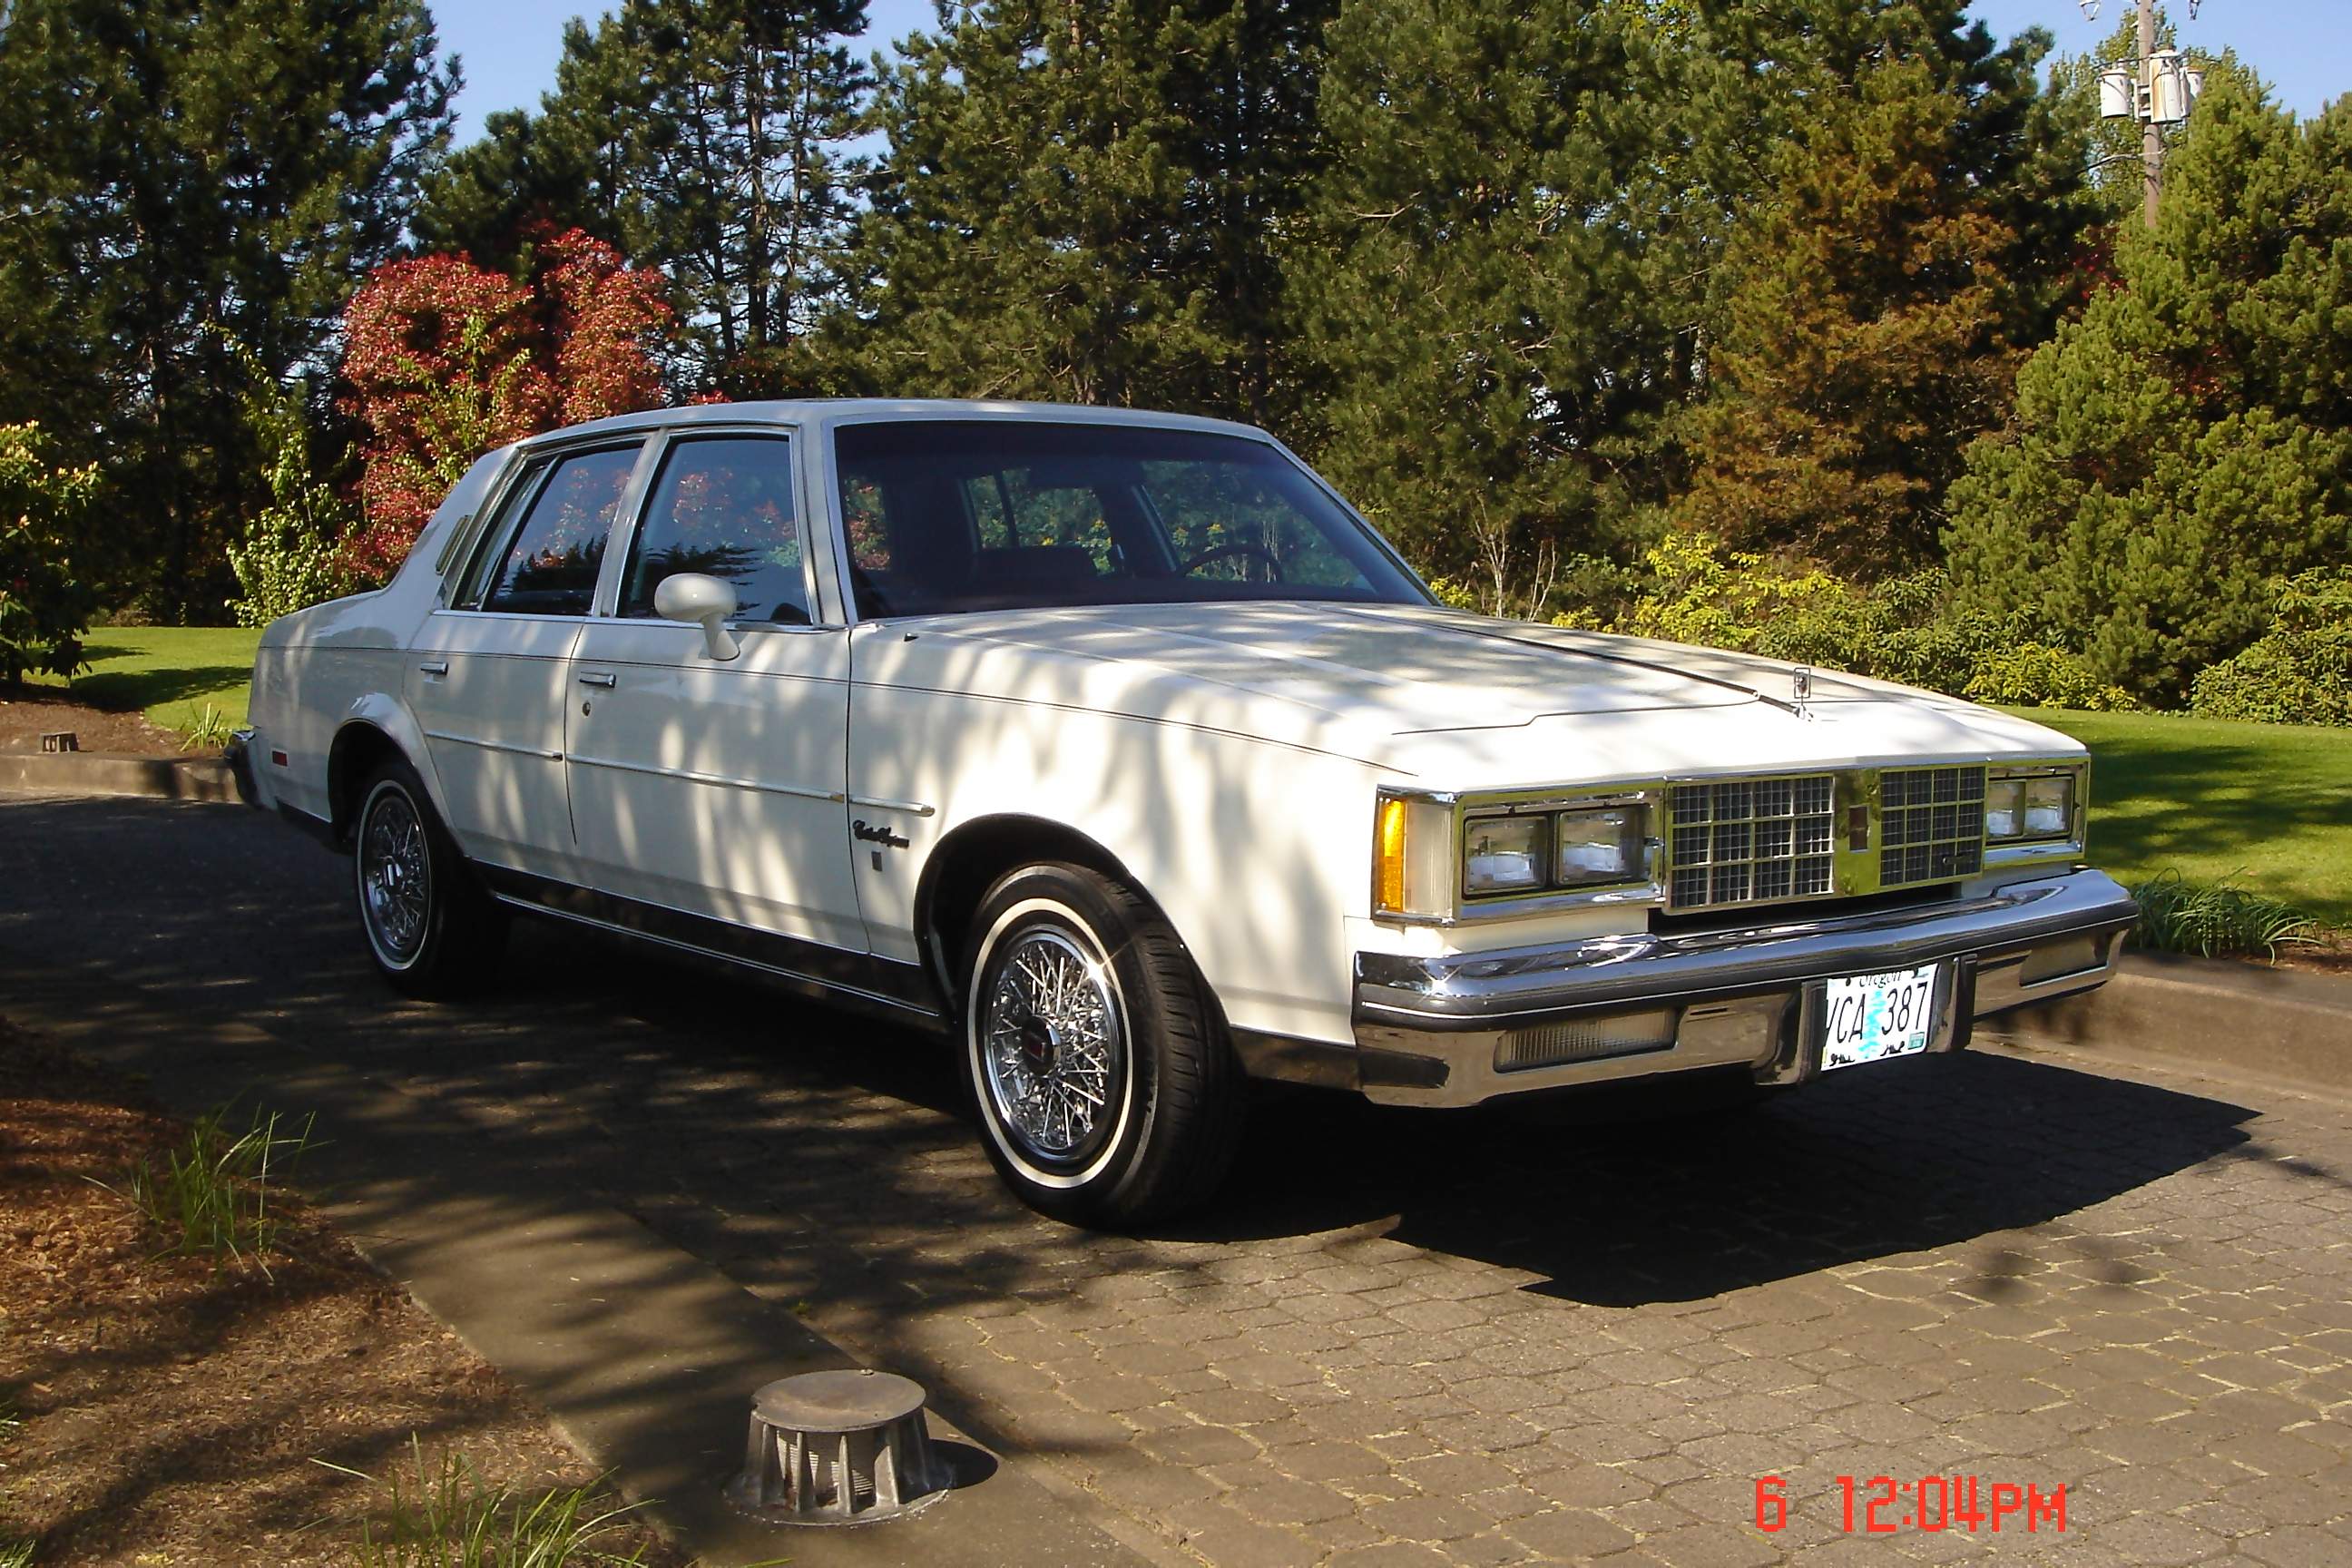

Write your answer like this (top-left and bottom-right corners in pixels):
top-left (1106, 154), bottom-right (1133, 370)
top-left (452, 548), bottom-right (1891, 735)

top-left (0, 0), bottom-right (454, 621)
top-left (417, 0), bottom-right (873, 392)
top-left (1293, 0), bottom-right (2087, 612)
top-left (1945, 70), bottom-right (2352, 703)
top-left (829, 0), bottom-right (1335, 422)
top-left (1291, 0), bottom-right (1671, 613)
top-left (1668, 58), bottom-right (2035, 572)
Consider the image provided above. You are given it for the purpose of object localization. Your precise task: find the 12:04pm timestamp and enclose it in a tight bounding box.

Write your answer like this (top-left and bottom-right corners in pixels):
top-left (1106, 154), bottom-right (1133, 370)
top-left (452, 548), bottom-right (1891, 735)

top-left (1755, 1475), bottom-right (2067, 1534)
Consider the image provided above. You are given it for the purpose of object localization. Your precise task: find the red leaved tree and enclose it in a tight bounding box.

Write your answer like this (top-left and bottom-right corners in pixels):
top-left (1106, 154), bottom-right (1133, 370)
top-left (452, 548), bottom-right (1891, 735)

top-left (340, 229), bottom-right (671, 580)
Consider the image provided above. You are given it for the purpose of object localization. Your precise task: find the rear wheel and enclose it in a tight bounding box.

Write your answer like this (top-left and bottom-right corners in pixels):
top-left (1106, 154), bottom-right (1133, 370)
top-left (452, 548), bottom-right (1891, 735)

top-left (352, 759), bottom-right (506, 997)
top-left (961, 863), bottom-right (1242, 1228)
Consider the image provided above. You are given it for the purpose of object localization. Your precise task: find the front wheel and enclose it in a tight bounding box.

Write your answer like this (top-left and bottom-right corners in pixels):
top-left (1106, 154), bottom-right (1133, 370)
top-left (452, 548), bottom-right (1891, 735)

top-left (352, 760), bottom-right (507, 998)
top-left (961, 864), bottom-right (1242, 1228)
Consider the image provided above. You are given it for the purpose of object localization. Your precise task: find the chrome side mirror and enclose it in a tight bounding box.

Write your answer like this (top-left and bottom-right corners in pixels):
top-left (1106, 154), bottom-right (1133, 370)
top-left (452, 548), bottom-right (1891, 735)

top-left (653, 573), bottom-right (741, 662)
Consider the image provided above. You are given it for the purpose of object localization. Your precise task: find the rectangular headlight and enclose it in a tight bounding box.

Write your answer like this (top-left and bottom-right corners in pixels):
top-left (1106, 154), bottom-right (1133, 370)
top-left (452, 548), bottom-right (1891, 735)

top-left (1988, 768), bottom-right (2077, 842)
top-left (2023, 776), bottom-right (2073, 838)
top-left (1554, 807), bottom-right (1643, 887)
top-left (1464, 815), bottom-right (1548, 896)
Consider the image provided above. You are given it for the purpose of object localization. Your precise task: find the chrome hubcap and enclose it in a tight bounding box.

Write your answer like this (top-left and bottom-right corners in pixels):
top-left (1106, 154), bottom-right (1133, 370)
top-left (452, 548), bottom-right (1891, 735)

top-left (360, 790), bottom-right (430, 963)
top-left (982, 927), bottom-right (1122, 1165)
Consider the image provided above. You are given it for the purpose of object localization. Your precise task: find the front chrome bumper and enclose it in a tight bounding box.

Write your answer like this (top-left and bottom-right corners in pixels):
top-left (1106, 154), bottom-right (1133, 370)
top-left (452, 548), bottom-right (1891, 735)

top-left (1336, 868), bottom-right (2138, 1108)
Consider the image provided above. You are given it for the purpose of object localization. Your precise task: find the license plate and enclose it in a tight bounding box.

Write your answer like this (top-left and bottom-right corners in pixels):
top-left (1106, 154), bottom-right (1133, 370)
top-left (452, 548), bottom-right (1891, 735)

top-left (1819, 964), bottom-right (1941, 1071)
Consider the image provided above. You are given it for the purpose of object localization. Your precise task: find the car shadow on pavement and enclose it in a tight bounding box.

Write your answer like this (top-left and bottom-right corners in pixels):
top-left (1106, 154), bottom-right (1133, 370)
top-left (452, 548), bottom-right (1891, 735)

top-left (1183, 1050), bottom-right (2267, 1306)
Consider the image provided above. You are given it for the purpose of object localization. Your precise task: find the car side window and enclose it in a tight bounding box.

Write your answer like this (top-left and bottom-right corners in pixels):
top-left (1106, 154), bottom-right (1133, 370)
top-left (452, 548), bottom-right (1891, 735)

top-left (475, 445), bottom-right (641, 616)
top-left (620, 436), bottom-right (808, 625)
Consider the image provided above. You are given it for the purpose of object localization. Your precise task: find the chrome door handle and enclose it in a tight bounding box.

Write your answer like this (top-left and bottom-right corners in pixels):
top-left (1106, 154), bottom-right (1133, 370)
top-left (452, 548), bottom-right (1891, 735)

top-left (417, 660), bottom-right (449, 675)
top-left (578, 671), bottom-right (618, 688)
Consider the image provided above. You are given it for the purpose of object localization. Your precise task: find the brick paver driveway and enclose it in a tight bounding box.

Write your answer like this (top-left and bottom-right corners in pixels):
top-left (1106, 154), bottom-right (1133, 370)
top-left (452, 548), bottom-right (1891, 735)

top-left (4, 794), bottom-right (2347, 1566)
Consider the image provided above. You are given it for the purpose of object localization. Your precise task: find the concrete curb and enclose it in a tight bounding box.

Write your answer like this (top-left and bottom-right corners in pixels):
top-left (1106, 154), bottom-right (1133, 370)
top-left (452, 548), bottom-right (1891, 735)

top-left (0, 965), bottom-right (1172, 1568)
top-left (1989, 951), bottom-right (2352, 1098)
top-left (0, 748), bottom-right (239, 802)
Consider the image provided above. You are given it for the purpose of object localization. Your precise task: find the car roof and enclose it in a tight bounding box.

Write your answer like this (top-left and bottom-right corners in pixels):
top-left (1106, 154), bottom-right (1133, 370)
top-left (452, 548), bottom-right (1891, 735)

top-left (512, 397), bottom-right (1276, 452)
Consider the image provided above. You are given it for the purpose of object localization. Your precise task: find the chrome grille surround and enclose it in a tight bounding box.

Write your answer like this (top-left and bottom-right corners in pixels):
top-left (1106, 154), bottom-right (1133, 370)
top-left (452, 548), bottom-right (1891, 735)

top-left (1668, 774), bottom-right (1836, 910)
top-left (1879, 765), bottom-right (1987, 887)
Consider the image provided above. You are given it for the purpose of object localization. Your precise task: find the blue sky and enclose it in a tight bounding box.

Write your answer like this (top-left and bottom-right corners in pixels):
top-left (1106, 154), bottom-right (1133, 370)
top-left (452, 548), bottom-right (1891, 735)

top-left (433, 0), bottom-right (2347, 144)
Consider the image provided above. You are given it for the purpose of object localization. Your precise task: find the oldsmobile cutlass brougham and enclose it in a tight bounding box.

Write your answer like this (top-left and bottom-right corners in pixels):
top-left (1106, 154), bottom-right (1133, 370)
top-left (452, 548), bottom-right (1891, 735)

top-left (240, 401), bottom-right (2138, 1223)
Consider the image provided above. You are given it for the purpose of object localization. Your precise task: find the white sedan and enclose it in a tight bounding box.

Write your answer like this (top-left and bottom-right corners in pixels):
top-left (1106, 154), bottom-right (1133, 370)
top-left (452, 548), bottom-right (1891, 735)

top-left (237, 400), bottom-right (2137, 1224)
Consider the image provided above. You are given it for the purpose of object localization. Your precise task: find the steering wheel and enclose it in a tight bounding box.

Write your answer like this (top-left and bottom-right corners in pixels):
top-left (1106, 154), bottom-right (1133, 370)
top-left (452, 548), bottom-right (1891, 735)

top-left (1176, 541), bottom-right (1285, 581)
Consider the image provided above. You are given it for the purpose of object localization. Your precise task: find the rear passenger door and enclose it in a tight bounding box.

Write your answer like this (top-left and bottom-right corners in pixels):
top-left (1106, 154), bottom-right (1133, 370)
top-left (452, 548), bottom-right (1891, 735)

top-left (408, 440), bottom-right (648, 878)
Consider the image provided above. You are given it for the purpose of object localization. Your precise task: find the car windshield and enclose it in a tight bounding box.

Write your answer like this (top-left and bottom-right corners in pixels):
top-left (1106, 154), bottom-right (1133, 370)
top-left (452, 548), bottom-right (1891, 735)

top-left (834, 420), bottom-right (1432, 618)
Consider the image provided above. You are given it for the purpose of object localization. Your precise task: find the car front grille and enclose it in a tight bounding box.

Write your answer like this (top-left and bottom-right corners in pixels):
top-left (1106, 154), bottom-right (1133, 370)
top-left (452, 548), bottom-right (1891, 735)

top-left (1668, 774), bottom-right (1836, 910)
top-left (1879, 765), bottom-right (1986, 887)
top-left (1666, 766), bottom-right (1988, 912)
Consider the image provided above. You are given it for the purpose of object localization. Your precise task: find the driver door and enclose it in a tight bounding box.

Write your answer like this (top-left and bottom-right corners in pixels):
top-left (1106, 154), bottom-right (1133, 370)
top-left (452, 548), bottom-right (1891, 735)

top-left (562, 431), bottom-right (865, 954)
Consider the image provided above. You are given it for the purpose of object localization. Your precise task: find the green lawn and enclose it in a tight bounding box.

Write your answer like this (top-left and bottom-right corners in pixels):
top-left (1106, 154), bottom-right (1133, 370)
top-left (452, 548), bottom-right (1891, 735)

top-left (38, 627), bottom-right (260, 734)
top-left (2013, 707), bottom-right (2352, 931)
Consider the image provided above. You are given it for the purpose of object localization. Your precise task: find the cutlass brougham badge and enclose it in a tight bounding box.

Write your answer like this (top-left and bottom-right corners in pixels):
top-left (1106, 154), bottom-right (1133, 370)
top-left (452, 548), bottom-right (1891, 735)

top-left (232, 398), bottom-right (2139, 1226)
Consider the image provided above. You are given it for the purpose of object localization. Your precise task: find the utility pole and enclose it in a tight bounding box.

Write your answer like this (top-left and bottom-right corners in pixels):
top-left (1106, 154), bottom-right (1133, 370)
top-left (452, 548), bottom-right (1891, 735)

top-left (2138, 0), bottom-right (2162, 228)
top-left (2086, 1), bottom-right (2205, 229)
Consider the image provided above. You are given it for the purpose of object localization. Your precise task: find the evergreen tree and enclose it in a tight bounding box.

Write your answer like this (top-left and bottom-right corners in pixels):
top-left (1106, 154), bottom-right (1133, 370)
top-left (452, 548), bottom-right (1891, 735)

top-left (0, 0), bottom-right (454, 620)
top-left (1296, 0), bottom-right (2087, 612)
top-left (1945, 71), bottom-right (2352, 703)
top-left (829, 0), bottom-right (1335, 422)
top-left (1668, 58), bottom-right (2038, 572)
top-left (1292, 0), bottom-right (1671, 613)
top-left (417, 0), bottom-right (873, 392)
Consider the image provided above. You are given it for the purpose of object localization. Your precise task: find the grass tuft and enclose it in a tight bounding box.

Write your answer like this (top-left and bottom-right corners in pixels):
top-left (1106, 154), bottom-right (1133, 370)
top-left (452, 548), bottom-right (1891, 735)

top-left (2128, 871), bottom-right (2321, 963)
top-left (0, 1540), bottom-right (34, 1567)
top-left (322, 1440), bottom-right (652, 1568)
top-left (178, 701), bottom-right (236, 752)
top-left (103, 1104), bottom-right (315, 1276)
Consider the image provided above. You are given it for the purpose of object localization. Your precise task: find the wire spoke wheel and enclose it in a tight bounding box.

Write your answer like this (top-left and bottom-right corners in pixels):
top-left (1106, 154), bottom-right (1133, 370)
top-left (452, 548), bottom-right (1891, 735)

top-left (980, 926), bottom-right (1125, 1170)
top-left (358, 787), bottom-right (431, 965)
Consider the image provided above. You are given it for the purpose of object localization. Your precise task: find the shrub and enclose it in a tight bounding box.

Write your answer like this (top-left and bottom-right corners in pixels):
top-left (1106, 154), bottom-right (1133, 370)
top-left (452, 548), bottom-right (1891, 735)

top-left (1960, 643), bottom-right (2138, 711)
top-left (2190, 569), bottom-right (2352, 726)
top-left (224, 346), bottom-right (364, 626)
top-left (1570, 534), bottom-right (2132, 710)
top-left (0, 424), bottom-right (103, 687)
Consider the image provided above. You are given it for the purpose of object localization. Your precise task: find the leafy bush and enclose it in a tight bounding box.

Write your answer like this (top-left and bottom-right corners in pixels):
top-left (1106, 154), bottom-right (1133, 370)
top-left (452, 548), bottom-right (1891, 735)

top-left (224, 348), bottom-right (364, 626)
top-left (0, 424), bottom-right (103, 687)
top-left (1960, 643), bottom-right (2138, 711)
top-left (1569, 534), bottom-right (2132, 710)
top-left (2190, 569), bottom-right (2352, 726)
top-left (2129, 871), bottom-right (2319, 962)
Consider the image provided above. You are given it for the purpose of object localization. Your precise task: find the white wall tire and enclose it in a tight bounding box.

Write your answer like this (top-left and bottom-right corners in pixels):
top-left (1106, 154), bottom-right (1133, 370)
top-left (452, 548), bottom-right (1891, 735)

top-left (351, 760), bottom-right (506, 998)
top-left (960, 863), bottom-right (1243, 1227)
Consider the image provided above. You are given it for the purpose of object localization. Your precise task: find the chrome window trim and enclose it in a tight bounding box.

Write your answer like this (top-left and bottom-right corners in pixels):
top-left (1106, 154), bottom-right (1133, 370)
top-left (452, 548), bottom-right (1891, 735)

top-left (596, 424), bottom-right (832, 629)
top-left (450, 435), bottom-right (655, 617)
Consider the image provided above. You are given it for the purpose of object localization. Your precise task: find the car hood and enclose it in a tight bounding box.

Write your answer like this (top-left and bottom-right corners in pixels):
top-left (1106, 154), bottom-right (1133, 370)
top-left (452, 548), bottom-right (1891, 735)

top-left (858, 601), bottom-right (2086, 786)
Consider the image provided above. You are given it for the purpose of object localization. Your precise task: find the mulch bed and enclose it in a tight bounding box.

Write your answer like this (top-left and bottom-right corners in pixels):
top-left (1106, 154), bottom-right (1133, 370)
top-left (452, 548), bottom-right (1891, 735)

top-left (0, 693), bottom-right (183, 756)
top-left (0, 1017), bottom-right (685, 1566)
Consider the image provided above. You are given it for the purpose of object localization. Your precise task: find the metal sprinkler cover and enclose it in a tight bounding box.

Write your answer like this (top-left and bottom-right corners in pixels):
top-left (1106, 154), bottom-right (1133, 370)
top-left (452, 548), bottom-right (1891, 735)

top-left (727, 1368), bottom-right (949, 1524)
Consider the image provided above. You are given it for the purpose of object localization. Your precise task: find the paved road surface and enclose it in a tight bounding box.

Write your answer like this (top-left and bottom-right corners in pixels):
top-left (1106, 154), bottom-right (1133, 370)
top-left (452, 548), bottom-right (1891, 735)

top-left (4, 793), bottom-right (2348, 1566)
